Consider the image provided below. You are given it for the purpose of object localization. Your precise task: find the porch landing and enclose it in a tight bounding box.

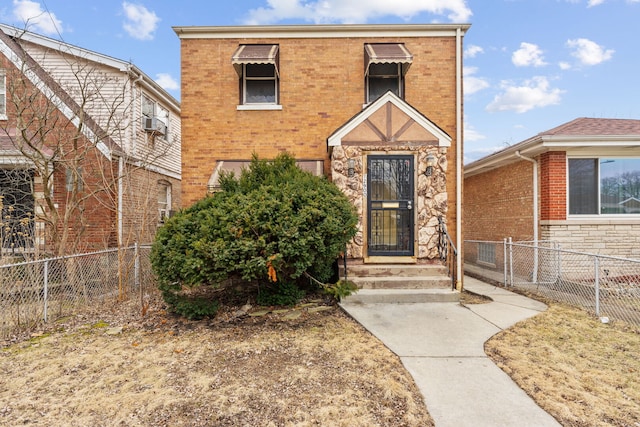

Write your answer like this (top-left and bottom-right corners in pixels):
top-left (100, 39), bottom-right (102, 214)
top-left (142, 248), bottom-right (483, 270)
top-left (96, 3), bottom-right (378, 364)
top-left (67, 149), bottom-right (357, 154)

top-left (341, 263), bottom-right (458, 303)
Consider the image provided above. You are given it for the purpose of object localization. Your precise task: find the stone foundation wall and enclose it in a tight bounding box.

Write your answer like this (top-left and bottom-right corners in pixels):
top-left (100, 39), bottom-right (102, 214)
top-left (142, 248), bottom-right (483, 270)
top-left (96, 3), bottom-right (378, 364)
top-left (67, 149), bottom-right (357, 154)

top-left (541, 220), bottom-right (640, 259)
top-left (331, 145), bottom-right (448, 260)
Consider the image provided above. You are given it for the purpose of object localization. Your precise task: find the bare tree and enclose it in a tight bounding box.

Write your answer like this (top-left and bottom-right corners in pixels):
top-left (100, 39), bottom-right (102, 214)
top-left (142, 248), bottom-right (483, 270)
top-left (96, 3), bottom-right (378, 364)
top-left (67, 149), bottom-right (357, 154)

top-left (0, 26), bottom-right (178, 259)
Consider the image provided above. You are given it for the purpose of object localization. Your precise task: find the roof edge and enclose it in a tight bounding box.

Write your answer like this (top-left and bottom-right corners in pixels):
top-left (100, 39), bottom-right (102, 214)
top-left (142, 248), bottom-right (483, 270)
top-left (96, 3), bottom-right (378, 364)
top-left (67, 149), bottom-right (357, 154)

top-left (173, 23), bottom-right (471, 39)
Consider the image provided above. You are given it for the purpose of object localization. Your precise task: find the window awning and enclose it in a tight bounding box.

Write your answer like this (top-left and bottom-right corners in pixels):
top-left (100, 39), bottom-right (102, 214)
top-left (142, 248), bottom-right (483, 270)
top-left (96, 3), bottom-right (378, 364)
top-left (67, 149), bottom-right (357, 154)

top-left (232, 44), bottom-right (279, 77)
top-left (364, 43), bottom-right (413, 76)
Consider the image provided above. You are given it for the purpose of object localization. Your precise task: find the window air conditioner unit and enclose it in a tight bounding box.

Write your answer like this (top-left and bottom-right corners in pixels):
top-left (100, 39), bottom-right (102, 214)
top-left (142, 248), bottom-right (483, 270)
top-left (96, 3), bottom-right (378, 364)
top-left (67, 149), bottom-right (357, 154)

top-left (143, 117), bottom-right (167, 136)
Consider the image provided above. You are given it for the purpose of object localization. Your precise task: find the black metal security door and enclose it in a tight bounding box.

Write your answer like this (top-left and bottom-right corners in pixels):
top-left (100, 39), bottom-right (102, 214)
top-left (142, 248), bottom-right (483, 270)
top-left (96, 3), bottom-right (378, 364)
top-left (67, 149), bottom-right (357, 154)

top-left (367, 155), bottom-right (414, 256)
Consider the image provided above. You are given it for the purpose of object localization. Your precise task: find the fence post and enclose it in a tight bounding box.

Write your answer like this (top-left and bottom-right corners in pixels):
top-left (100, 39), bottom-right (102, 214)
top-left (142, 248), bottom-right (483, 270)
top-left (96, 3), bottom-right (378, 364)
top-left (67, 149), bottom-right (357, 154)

top-left (134, 242), bottom-right (140, 291)
top-left (532, 241), bottom-right (539, 284)
top-left (594, 256), bottom-right (600, 317)
top-left (43, 259), bottom-right (49, 322)
top-left (503, 238), bottom-right (508, 286)
top-left (508, 237), bottom-right (514, 287)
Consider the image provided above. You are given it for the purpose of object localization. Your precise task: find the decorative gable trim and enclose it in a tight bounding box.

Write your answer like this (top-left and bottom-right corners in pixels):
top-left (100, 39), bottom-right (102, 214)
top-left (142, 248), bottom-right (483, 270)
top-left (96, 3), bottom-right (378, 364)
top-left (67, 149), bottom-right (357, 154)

top-left (327, 90), bottom-right (451, 148)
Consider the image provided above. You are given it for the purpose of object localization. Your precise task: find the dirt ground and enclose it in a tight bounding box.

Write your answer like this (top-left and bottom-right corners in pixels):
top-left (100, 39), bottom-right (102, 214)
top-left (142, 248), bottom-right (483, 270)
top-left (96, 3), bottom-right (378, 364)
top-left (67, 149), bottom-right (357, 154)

top-left (0, 294), bottom-right (433, 427)
top-left (2, 288), bottom-right (639, 426)
top-left (485, 301), bottom-right (640, 427)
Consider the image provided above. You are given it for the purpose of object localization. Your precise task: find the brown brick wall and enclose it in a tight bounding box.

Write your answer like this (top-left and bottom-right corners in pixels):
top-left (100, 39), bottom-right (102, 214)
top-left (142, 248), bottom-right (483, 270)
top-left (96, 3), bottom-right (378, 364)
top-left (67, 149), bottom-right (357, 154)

top-left (464, 160), bottom-right (535, 241)
top-left (180, 33), bottom-right (460, 243)
top-left (540, 151), bottom-right (567, 220)
top-left (120, 166), bottom-right (181, 246)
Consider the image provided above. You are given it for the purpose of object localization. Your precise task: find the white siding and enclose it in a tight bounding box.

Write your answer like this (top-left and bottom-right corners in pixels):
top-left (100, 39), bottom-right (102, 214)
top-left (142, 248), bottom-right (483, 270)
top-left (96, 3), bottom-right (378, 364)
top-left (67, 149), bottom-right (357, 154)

top-left (18, 40), bottom-right (180, 177)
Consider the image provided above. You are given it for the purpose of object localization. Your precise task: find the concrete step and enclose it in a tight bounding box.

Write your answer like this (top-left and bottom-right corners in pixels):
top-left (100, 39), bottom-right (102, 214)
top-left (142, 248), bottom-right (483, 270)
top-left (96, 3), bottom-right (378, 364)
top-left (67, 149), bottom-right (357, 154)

top-left (342, 263), bottom-right (448, 278)
top-left (341, 288), bottom-right (460, 304)
top-left (350, 275), bottom-right (452, 289)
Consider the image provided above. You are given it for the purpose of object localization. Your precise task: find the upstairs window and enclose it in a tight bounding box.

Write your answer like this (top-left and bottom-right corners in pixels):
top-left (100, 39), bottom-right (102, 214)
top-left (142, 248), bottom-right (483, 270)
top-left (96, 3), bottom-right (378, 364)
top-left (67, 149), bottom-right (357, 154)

top-left (0, 69), bottom-right (6, 119)
top-left (569, 157), bottom-right (640, 215)
top-left (141, 94), bottom-right (168, 138)
top-left (364, 43), bottom-right (413, 104)
top-left (232, 44), bottom-right (280, 108)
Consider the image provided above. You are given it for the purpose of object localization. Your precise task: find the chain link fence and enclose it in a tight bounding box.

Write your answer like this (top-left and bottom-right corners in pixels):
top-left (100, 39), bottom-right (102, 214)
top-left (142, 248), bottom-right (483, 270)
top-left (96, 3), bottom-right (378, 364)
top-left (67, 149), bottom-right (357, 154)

top-left (465, 239), bottom-right (640, 326)
top-left (0, 244), bottom-right (156, 340)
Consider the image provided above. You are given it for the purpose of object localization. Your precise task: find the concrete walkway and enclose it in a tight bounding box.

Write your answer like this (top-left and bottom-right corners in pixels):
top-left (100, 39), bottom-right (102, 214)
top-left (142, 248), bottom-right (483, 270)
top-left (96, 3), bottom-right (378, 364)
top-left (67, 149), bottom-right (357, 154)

top-left (340, 275), bottom-right (561, 427)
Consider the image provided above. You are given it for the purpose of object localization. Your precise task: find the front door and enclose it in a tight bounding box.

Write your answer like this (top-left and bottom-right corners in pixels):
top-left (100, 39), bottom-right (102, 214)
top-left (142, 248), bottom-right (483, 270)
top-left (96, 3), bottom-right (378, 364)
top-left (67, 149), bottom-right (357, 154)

top-left (367, 155), bottom-right (414, 256)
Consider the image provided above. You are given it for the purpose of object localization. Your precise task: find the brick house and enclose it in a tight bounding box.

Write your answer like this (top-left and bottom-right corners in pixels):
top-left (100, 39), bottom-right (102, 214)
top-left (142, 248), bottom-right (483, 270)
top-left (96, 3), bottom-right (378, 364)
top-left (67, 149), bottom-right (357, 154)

top-left (0, 24), bottom-right (181, 256)
top-left (174, 24), bottom-right (468, 289)
top-left (465, 117), bottom-right (640, 265)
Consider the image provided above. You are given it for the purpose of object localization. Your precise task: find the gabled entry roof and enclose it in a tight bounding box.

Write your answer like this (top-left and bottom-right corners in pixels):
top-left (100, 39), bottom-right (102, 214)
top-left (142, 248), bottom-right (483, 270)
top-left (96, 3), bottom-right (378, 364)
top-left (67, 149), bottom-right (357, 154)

top-left (327, 90), bottom-right (451, 148)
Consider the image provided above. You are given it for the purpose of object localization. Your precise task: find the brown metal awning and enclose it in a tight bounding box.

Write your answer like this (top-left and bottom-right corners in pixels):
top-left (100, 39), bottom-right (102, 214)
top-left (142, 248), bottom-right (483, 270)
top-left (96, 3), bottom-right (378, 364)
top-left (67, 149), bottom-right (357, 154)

top-left (364, 43), bottom-right (413, 76)
top-left (232, 44), bottom-right (279, 77)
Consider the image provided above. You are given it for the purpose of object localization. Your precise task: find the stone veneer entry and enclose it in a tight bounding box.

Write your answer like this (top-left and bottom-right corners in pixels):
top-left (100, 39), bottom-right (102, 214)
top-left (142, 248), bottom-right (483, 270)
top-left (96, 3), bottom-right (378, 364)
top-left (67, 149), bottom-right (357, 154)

top-left (331, 145), bottom-right (448, 260)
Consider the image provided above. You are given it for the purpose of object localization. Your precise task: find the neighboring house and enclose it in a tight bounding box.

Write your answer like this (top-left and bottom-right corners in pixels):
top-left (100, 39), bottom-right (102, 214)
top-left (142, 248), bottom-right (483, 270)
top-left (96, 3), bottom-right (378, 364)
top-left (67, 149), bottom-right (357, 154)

top-left (465, 117), bottom-right (640, 262)
top-left (174, 23), bottom-right (468, 288)
top-left (0, 24), bottom-right (181, 257)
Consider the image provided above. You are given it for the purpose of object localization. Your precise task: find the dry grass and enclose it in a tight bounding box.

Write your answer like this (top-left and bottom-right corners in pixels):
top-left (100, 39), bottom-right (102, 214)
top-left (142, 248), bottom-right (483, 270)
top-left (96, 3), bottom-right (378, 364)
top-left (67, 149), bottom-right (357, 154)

top-left (0, 298), bottom-right (432, 427)
top-left (485, 302), bottom-right (640, 427)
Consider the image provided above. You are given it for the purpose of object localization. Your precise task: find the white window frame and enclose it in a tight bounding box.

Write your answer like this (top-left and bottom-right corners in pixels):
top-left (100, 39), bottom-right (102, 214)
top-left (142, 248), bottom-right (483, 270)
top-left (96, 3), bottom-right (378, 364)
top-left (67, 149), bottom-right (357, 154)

top-left (158, 181), bottom-right (172, 223)
top-left (241, 63), bottom-right (279, 106)
top-left (141, 94), bottom-right (169, 140)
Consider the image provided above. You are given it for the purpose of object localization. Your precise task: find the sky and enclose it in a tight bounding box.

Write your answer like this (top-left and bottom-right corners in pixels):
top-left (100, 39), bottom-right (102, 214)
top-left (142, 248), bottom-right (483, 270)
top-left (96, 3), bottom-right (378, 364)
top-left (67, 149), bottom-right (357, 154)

top-left (1, 0), bottom-right (639, 163)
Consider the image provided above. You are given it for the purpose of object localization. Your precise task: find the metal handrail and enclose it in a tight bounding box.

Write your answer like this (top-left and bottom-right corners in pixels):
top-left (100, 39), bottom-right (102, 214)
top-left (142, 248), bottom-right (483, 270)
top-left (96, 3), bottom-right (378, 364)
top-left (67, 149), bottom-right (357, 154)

top-left (437, 216), bottom-right (458, 290)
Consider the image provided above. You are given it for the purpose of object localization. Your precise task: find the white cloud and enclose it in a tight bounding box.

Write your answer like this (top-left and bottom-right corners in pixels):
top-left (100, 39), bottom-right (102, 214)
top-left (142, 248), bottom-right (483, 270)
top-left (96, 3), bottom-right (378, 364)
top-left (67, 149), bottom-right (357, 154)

top-left (566, 38), bottom-right (614, 66)
top-left (12, 0), bottom-right (63, 35)
top-left (486, 76), bottom-right (564, 114)
top-left (464, 44), bottom-right (484, 58)
top-left (463, 121), bottom-right (486, 142)
top-left (155, 73), bottom-right (179, 91)
top-left (122, 2), bottom-right (159, 41)
top-left (512, 42), bottom-right (547, 67)
top-left (244, 0), bottom-right (472, 25)
top-left (464, 66), bottom-right (489, 95)
top-left (587, 0), bottom-right (606, 6)
top-left (559, 61), bottom-right (571, 70)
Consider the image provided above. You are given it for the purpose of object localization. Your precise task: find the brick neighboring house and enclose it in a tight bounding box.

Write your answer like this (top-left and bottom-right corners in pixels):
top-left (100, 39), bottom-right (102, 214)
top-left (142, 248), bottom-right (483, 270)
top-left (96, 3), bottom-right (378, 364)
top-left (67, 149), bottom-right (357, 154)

top-left (174, 23), bottom-right (468, 288)
top-left (465, 117), bottom-right (640, 263)
top-left (0, 24), bottom-right (181, 256)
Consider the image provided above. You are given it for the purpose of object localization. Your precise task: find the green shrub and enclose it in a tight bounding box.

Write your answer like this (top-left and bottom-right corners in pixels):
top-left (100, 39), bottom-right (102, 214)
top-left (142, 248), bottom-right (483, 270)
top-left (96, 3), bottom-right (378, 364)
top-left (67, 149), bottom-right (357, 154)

top-left (322, 279), bottom-right (359, 300)
top-left (256, 281), bottom-right (306, 307)
top-left (151, 153), bottom-right (358, 317)
top-left (160, 285), bottom-right (219, 320)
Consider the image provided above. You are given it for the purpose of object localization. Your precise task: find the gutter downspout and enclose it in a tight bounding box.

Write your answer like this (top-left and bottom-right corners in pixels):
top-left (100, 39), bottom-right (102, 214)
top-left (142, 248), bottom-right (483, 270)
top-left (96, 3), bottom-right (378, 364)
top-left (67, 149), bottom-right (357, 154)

top-left (456, 26), bottom-right (463, 290)
top-left (515, 150), bottom-right (539, 282)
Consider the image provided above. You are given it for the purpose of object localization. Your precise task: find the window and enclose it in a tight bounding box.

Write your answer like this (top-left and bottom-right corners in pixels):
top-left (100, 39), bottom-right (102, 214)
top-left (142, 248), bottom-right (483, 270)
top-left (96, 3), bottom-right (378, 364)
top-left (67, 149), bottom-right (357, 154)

top-left (141, 94), bottom-right (168, 138)
top-left (478, 242), bottom-right (496, 265)
top-left (142, 94), bottom-right (155, 119)
top-left (65, 167), bottom-right (83, 192)
top-left (364, 43), bottom-right (412, 104)
top-left (232, 45), bottom-right (280, 108)
top-left (242, 63), bottom-right (277, 104)
top-left (158, 181), bottom-right (171, 222)
top-left (0, 169), bottom-right (35, 250)
top-left (367, 63), bottom-right (403, 103)
top-left (569, 157), bottom-right (640, 215)
top-left (0, 69), bottom-right (6, 119)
